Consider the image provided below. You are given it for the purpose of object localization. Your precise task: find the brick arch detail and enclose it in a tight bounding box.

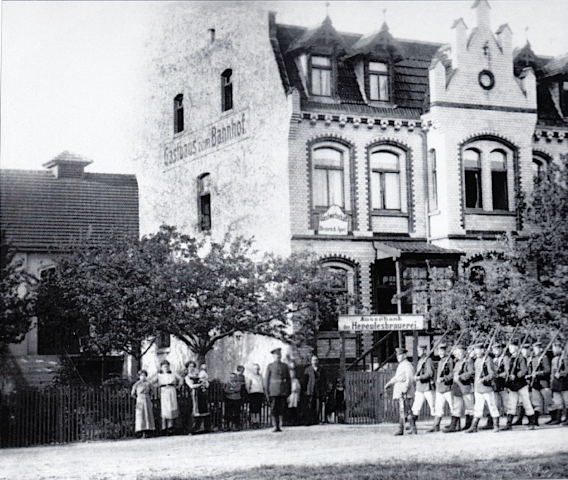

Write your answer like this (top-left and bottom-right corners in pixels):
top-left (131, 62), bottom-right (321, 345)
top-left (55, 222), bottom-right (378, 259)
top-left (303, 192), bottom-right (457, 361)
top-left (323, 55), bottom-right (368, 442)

top-left (457, 133), bottom-right (522, 231)
top-left (319, 254), bottom-right (361, 307)
top-left (364, 138), bottom-right (415, 233)
top-left (461, 250), bottom-right (506, 269)
top-left (532, 148), bottom-right (553, 161)
top-left (306, 136), bottom-right (359, 232)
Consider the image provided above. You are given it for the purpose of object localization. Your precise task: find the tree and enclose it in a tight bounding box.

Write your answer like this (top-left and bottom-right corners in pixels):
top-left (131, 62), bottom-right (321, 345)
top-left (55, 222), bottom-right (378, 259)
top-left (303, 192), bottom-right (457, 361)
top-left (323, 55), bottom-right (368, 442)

top-left (35, 226), bottom-right (352, 372)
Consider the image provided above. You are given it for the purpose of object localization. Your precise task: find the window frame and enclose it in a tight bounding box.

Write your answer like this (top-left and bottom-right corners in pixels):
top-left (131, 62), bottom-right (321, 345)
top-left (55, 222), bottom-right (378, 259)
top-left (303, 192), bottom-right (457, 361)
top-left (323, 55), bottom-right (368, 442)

top-left (312, 145), bottom-right (346, 209)
top-left (221, 69), bottom-right (233, 112)
top-left (318, 261), bottom-right (356, 331)
top-left (464, 148), bottom-right (483, 210)
top-left (310, 55), bottom-right (332, 97)
top-left (369, 149), bottom-right (402, 212)
top-left (490, 149), bottom-right (509, 211)
top-left (368, 61), bottom-right (390, 102)
top-left (174, 94), bottom-right (184, 134)
top-left (532, 153), bottom-right (550, 182)
top-left (198, 173), bottom-right (211, 232)
top-left (428, 149), bottom-right (438, 212)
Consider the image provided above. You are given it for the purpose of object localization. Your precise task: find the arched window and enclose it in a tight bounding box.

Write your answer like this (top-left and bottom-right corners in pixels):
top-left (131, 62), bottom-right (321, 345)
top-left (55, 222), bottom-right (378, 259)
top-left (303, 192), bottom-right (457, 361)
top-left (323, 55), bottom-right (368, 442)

top-left (221, 69), bottom-right (233, 112)
top-left (319, 262), bottom-right (355, 331)
top-left (428, 149), bottom-right (438, 211)
top-left (312, 146), bottom-right (345, 208)
top-left (469, 265), bottom-right (486, 285)
top-left (174, 94), bottom-right (184, 134)
top-left (490, 149), bottom-right (508, 211)
top-left (532, 153), bottom-right (549, 181)
top-left (464, 148), bottom-right (482, 209)
top-left (370, 150), bottom-right (401, 210)
top-left (198, 173), bottom-right (211, 231)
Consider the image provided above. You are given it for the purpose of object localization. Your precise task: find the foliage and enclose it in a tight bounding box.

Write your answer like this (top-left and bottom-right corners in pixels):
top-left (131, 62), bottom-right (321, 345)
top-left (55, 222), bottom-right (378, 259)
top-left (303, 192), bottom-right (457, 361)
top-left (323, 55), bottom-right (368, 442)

top-left (34, 226), bottom-right (352, 366)
top-left (0, 253), bottom-right (38, 346)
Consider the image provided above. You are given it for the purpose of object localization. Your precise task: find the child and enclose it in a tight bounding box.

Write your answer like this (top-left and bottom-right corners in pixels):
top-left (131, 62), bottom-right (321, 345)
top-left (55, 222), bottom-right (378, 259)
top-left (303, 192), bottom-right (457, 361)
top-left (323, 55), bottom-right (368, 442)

top-left (247, 364), bottom-right (265, 428)
top-left (131, 370), bottom-right (155, 438)
top-left (224, 372), bottom-right (242, 431)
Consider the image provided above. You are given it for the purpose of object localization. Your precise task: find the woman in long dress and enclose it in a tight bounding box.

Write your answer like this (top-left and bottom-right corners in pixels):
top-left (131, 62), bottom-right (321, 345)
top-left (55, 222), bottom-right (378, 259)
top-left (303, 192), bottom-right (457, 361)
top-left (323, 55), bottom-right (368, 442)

top-left (185, 361), bottom-right (210, 434)
top-left (153, 360), bottom-right (183, 434)
top-left (131, 370), bottom-right (155, 438)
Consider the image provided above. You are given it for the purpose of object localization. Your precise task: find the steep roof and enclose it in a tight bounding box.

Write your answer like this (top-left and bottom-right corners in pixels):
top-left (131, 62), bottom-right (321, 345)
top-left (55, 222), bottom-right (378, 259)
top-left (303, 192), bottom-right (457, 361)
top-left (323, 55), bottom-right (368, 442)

top-left (0, 161), bottom-right (139, 252)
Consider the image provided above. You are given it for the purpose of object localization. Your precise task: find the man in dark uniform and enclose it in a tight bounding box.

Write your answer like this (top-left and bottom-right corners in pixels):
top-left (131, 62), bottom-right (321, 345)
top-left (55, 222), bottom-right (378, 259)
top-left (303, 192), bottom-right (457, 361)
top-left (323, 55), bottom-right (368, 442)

top-left (481, 342), bottom-right (509, 429)
top-left (264, 348), bottom-right (291, 432)
top-left (411, 344), bottom-right (435, 429)
top-left (446, 344), bottom-right (474, 432)
top-left (549, 340), bottom-right (568, 425)
top-left (528, 341), bottom-right (551, 426)
top-left (303, 355), bottom-right (326, 425)
top-left (428, 342), bottom-right (454, 433)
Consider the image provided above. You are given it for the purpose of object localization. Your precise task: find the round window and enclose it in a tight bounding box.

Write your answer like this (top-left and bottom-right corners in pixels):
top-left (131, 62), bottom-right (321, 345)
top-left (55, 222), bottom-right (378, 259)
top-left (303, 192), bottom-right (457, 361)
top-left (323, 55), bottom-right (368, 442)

top-left (478, 70), bottom-right (495, 90)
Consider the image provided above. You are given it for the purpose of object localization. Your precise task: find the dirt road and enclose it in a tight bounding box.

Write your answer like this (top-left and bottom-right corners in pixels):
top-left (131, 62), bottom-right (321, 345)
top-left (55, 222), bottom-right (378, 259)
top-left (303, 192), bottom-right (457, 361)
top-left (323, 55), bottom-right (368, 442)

top-left (1, 422), bottom-right (567, 480)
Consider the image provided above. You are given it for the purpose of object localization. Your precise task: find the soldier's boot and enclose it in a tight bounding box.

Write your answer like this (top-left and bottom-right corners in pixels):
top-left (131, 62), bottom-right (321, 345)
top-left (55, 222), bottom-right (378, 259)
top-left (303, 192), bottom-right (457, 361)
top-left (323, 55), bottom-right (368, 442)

top-left (513, 406), bottom-right (525, 425)
top-left (443, 416), bottom-right (459, 433)
top-left (480, 415), bottom-right (494, 430)
top-left (546, 410), bottom-right (560, 425)
top-left (534, 411), bottom-right (540, 427)
top-left (527, 414), bottom-right (537, 430)
top-left (410, 415), bottom-right (418, 434)
top-left (464, 415), bottom-right (473, 431)
top-left (492, 416), bottom-right (500, 432)
top-left (273, 415), bottom-right (282, 432)
top-left (427, 416), bottom-right (441, 433)
top-left (500, 414), bottom-right (514, 431)
top-left (465, 418), bottom-right (480, 433)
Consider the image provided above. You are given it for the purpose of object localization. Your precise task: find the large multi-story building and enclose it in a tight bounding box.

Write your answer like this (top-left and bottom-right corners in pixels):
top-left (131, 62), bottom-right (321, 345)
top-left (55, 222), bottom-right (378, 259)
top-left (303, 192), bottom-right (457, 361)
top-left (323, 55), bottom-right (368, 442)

top-left (137, 0), bottom-right (568, 372)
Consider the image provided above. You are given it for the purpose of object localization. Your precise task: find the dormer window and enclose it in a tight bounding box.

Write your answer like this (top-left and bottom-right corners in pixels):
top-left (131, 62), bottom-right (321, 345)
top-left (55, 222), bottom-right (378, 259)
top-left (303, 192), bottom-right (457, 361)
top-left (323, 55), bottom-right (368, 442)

top-left (369, 62), bottom-right (389, 101)
top-left (311, 56), bottom-right (332, 96)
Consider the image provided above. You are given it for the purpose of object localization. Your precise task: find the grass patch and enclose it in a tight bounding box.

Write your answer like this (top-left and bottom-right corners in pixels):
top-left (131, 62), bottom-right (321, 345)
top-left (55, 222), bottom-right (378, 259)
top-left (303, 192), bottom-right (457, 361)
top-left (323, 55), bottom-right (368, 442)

top-left (163, 453), bottom-right (568, 480)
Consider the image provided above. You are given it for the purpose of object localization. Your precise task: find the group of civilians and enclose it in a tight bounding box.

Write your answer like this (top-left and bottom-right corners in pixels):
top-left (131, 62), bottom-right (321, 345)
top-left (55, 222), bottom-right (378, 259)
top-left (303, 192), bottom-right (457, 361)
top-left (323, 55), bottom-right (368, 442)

top-left (130, 350), bottom-right (346, 438)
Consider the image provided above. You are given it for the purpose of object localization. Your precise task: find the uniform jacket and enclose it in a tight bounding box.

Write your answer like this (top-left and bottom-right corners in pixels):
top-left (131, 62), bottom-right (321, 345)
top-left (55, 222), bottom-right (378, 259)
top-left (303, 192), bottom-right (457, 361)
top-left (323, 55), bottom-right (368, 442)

top-left (551, 354), bottom-right (568, 392)
top-left (474, 355), bottom-right (496, 393)
top-left (265, 361), bottom-right (291, 397)
top-left (530, 355), bottom-right (551, 390)
top-left (492, 354), bottom-right (510, 392)
top-left (452, 357), bottom-right (474, 396)
top-left (507, 354), bottom-right (528, 391)
top-left (303, 365), bottom-right (326, 397)
top-left (415, 356), bottom-right (434, 392)
top-left (390, 359), bottom-right (415, 400)
top-left (435, 355), bottom-right (455, 393)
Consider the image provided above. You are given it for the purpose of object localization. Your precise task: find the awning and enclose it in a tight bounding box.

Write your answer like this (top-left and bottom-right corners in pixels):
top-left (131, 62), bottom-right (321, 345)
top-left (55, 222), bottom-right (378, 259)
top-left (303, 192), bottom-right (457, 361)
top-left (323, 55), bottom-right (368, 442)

top-left (373, 241), bottom-right (463, 260)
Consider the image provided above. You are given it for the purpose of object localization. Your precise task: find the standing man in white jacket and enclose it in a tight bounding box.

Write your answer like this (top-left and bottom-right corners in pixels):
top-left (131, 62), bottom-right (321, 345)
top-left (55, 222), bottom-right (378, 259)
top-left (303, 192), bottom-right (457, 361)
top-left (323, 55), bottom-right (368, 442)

top-left (385, 347), bottom-right (416, 435)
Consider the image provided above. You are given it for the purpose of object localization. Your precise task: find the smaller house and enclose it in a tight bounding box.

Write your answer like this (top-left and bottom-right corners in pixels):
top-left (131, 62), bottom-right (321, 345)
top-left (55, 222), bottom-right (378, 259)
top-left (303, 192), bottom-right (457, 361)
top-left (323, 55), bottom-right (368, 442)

top-left (0, 152), bottom-right (139, 387)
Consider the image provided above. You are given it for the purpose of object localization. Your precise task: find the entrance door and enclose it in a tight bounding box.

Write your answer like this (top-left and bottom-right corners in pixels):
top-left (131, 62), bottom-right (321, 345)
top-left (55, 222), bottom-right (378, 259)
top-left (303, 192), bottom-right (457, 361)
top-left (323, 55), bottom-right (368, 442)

top-left (371, 259), bottom-right (399, 365)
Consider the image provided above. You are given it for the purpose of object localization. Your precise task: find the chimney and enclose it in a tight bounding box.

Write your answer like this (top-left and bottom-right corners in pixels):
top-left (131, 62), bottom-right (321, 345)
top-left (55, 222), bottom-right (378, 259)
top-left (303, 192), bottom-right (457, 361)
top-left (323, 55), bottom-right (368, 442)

top-left (473, 0), bottom-right (491, 32)
top-left (43, 151), bottom-right (93, 179)
top-left (451, 18), bottom-right (468, 69)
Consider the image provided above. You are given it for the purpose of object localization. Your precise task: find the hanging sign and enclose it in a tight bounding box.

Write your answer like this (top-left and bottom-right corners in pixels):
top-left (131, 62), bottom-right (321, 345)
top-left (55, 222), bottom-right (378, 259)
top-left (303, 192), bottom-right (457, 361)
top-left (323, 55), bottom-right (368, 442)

top-left (318, 205), bottom-right (349, 235)
top-left (338, 314), bottom-right (425, 331)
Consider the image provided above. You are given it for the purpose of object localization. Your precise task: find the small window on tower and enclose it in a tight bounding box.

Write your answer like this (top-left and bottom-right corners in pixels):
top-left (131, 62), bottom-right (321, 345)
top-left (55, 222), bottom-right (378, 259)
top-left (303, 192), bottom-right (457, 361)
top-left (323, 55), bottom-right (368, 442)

top-left (174, 94), bottom-right (184, 134)
top-left (198, 173), bottom-right (211, 231)
top-left (221, 69), bottom-right (233, 112)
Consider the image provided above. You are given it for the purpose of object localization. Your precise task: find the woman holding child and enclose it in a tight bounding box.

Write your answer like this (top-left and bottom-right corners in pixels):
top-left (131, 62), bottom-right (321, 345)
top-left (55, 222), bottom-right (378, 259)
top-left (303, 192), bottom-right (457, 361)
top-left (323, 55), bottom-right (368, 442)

top-left (185, 361), bottom-right (211, 434)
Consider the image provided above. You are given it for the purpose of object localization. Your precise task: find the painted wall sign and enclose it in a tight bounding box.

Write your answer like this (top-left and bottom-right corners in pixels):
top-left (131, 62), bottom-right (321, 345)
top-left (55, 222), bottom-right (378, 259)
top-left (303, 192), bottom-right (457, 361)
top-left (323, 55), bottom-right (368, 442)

top-left (318, 205), bottom-right (349, 235)
top-left (338, 314), bottom-right (425, 331)
top-left (163, 109), bottom-right (249, 169)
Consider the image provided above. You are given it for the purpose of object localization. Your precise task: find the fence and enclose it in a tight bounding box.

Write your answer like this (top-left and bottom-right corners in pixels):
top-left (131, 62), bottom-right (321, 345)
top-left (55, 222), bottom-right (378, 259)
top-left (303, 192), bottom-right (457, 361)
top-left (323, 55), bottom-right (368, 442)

top-left (1, 371), bottom-right (428, 448)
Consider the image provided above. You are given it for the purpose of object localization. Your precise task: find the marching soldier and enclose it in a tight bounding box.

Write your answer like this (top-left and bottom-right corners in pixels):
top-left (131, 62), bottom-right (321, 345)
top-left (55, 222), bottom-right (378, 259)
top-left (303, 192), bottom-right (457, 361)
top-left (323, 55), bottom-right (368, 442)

top-left (481, 342), bottom-right (509, 429)
top-left (512, 343), bottom-right (533, 426)
top-left (465, 343), bottom-right (499, 433)
top-left (445, 344), bottom-right (474, 432)
top-left (428, 343), bottom-right (455, 433)
top-left (502, 342), bottom-right (536, 430)
top-left (548, 340), bottom-right (568, 425)
top-left (385, 348), bottom-right (416, 435)
top-left (528, 341), bottom-right (551, 426)
top-left (410, 344), bottom-right (435, 430)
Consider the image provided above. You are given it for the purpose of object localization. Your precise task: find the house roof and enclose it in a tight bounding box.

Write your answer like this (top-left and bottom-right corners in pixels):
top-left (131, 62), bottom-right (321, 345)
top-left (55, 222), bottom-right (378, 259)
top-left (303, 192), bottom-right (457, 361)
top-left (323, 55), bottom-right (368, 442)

top-left (0, 160), bottom-right (139, 252)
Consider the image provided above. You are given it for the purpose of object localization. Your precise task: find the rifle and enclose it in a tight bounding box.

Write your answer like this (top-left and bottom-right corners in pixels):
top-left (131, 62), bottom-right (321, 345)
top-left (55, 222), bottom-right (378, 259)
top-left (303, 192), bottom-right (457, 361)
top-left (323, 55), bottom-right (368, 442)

top-left (496, 324), bottom-right (520, 368)
top-left (436, 329), bottom-right (468, 382)
top-left (415, 329), bottom-right (450, 375)
top-left (553, 340), bottom-right (568, 378)
top-left (506, 330), bottom-right (530, 382)
top-left (481, 329), bottom-right (498, 365)
top-left (529, 329), bottom-right (560, 388)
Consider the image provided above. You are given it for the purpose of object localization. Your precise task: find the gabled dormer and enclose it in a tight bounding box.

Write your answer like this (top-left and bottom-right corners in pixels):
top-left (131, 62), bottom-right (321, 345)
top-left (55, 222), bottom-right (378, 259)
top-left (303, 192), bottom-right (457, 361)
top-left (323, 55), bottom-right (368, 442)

top-left (346, 23), bottom-right (405, 105)
top-left (287, 16), bottom-right (347, 102)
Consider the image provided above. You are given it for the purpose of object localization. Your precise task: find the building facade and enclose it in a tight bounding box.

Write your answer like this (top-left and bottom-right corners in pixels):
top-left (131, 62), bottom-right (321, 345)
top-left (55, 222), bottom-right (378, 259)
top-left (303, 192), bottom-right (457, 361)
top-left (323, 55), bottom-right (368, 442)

top-left (1, 152), bottom-right (139, 387)
top-left (137, 1), bottom-right (568, 374)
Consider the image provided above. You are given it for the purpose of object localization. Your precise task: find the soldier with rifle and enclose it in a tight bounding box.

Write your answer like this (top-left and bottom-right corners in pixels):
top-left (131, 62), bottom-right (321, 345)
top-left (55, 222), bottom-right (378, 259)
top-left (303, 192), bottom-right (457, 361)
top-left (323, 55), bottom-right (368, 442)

top-left (548, 339), bottom-right (568, 425)
top-left (428, 340), bottom-right (457, 433)
top-left (465, 338), bottom-right (500, 433)
top-left (528, 336), bottom-right (555, 426)
top-left (410, 343), bottom-right (436, 429)
top-left (481, 341), bottom-right (510, 430)
top-left (502, 339), bottom-right (537, 430)
top-left (512, 342), bottom-right (533, 426)
top-left (445, 343), bottom-right (474, 432)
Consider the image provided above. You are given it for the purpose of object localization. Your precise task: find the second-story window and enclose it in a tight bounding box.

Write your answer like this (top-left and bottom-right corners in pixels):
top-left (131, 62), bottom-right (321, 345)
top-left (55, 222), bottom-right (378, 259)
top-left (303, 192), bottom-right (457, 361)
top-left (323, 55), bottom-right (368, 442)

top-left (174, 94), bottom-right (184, 134)
top-left (198, 173), bottom-right (211, 231)
top-left (313, 147), bottom-right (344, 207)
top-left (221, 69), bottom-right (233, 112)
top-left (369, 62), bottom-right (389, 101)
top-left (428, 149), bottom-right (438, 211)
top-left (311, 56), bottom-right (332, 96)
top-left (370, 150), bottom-right (401, 210)
top-left (464, 148), bottom-right (482, 209)
top-left (490, 149), bottom-right (508, 211)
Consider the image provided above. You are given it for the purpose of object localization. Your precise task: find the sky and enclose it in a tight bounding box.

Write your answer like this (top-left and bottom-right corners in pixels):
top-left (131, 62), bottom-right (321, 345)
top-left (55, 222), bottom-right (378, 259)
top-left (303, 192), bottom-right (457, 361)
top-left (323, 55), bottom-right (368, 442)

top-left (1, 0), bottom-right (568, 174)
